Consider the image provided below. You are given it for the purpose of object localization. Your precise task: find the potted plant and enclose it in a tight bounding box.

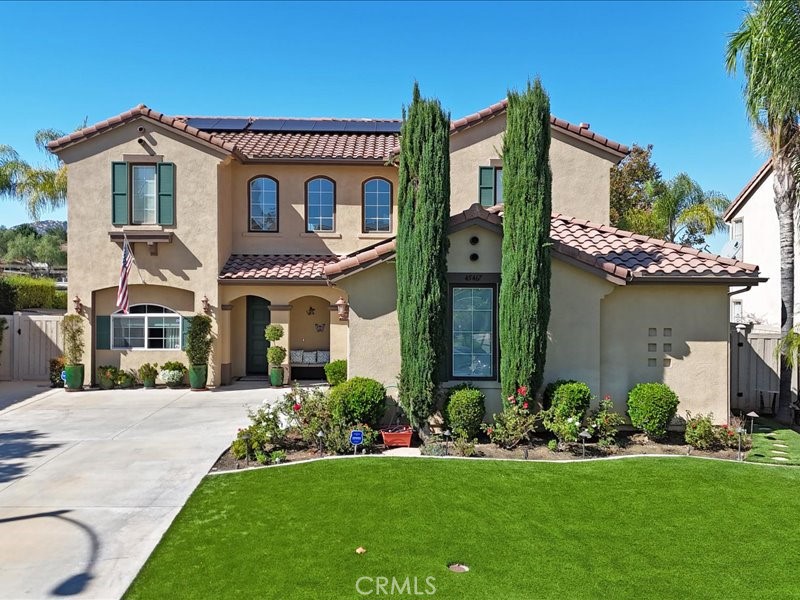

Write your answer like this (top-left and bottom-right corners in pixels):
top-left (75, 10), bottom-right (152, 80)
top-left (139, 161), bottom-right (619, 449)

top-left (264, 324), bottom-right (286, 387)
top-left (116, 369), bottom-right (135, 389)
top-left (185, 314), bottom-right (214, 390)
top-left (160, 361), bottom-right (187, 388)
top-left (61, 314), bottom-right (85, 391)
top-left (97, 365), bottom-right (117, 390)
top-left (138, 363), bottom-right (159, 389)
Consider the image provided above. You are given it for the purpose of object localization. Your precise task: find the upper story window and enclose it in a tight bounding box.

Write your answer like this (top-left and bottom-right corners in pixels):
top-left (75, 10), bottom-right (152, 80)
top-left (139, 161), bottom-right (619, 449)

top-left (132, 165), bottom-right (157, 224)
top-left (306, 177), bottom-right (335, 232)
top-left (111, 304), bottom-right (181, 350)
top-left (478, 166), bottom-right (502, 207)
top-left (363, 178), bottom-right (392, 233)
top-left (112, 161), bottom-right (175, 226)
top-left (249, 176), bottom-right (279, 232)
top-left (731, 218), bottom-right (743, 259)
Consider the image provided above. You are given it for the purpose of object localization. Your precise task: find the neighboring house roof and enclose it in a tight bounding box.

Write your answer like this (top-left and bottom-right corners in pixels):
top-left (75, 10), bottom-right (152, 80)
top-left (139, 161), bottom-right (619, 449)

top-left (219, 254), bottom-right (340, 282)
top-left (48, 104), bottom-right (400, 163)
top-left (449, 98), bottom-right (630, 157)
top-left (324, 204), bottom-right (762, 284)
top-left (723, 160), bottom-right (772, 222)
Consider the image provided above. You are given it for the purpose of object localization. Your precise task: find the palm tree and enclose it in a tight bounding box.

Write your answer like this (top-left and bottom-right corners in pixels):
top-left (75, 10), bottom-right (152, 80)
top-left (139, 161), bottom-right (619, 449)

top-left (1, 128), bottom-right (67, 220)
top-left (727, 0), bottom-right (800, 419)
top-left (644, 173), bottom-right (729, 249)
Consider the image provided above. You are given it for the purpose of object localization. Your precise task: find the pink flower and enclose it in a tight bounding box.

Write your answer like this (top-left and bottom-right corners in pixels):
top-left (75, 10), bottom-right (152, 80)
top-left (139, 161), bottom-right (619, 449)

top-left (517, 386), bottom-right (528, 397)
top-left (486, 427), bottom-right (493, 435)
top-left (509, 397), bottom-right (516, 404)
top-left (522, 402), bottom-right (529, 409)
top-left (292, 403), bottom-right (301, 412)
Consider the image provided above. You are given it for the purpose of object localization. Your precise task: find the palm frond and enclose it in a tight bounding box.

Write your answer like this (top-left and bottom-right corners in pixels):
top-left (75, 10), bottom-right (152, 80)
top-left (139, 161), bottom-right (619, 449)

top-left (776, 327), bottom-right (800, 370)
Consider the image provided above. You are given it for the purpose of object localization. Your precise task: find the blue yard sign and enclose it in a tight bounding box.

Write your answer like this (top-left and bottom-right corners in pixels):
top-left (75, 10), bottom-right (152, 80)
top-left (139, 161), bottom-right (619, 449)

top-left (350, 430), bottom-right (364, 446)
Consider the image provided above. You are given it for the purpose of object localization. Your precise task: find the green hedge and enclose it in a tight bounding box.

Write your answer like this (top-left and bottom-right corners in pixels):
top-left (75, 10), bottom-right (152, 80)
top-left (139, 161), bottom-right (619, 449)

top-left (0, 280), bottom-right (16, 314)
top-left (329, 377), bottom-right (386, 428)
top-left (324, 360), bottom-right (347, 387)
top-left (627, 382), bottom-right (679, 440)
top-left (2, 275), bottom-right (55, 310)
top-left (53, 290), bottom-right (67, 310)
top-left (446, 387), bottom-right (486, 439)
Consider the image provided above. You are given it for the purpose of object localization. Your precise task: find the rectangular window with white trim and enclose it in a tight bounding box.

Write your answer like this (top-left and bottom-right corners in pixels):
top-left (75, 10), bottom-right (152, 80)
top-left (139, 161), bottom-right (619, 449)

top-left (111, 304), bottom-right (182, 350)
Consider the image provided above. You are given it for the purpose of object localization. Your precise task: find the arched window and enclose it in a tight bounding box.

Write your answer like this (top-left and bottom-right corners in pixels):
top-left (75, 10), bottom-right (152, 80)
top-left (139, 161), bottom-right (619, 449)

top-left (111, 304), bottom-right (182, 350)
top-left (305, 177), bottom-right (335, 232)
top-left (249, 177), bottom-right (279, 232)
top-left (362, 178), bottom-right (392, 233)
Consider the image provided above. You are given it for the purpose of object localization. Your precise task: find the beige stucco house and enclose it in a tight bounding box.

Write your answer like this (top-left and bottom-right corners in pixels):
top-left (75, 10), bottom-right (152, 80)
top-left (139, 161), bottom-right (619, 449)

top-left (50, 99), bottom-right (761, 422)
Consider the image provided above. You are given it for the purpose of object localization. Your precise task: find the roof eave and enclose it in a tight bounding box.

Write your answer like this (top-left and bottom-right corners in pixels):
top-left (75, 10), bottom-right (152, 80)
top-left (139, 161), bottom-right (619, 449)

top-left (629, 275), bottom-right (766, 285)
top-left (218, 277), bottom-right (329, 285)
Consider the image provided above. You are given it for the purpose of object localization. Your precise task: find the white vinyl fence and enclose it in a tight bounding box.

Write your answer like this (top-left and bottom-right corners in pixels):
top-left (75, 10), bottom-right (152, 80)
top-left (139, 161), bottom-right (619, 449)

top-left (0, 313), bottom-right (64, 381)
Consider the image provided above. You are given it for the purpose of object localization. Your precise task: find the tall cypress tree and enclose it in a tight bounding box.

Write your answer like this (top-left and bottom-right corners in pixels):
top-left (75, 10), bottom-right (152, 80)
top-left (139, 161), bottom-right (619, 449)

top-left (396, 83), bottom-right (451, 429)
top-left (499, 79), bottom-right (553, 399)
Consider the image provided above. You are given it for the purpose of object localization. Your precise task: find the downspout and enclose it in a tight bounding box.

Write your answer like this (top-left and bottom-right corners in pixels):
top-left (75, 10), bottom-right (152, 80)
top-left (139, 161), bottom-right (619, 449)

top-left (728, 286), bottom-right (752, 297)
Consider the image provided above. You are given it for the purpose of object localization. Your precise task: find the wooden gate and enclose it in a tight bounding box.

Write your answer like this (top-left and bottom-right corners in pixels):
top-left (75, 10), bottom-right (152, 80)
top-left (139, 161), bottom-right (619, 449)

top-left (0, 313), bottom-right (64, 381)
top-left (729, 325), bottom-right (784, 412)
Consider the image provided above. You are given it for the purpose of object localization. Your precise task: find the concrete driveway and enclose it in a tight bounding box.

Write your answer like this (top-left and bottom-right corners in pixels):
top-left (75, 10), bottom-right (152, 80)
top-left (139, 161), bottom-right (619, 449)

top-left (0, 381), bottom-right (286, 599)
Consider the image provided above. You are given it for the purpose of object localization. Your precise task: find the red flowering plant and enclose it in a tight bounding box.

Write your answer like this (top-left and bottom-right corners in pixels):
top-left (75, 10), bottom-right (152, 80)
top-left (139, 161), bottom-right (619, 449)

top-left (482, 385), bottom-right (538, 449)
top-left (279, 383), bottom-right (334, 446)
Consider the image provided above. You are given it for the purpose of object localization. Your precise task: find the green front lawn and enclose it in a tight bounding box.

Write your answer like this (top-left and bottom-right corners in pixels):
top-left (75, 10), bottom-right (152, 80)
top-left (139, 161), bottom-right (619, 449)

top-left (125, 458), bottom-right (800, 600)
top-left (747, 417), bottom-right (800, 466)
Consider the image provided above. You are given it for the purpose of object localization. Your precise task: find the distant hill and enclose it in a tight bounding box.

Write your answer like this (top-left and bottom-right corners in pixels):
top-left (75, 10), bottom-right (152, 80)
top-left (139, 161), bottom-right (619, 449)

top-left (4, 220), bottom-right (67, 235)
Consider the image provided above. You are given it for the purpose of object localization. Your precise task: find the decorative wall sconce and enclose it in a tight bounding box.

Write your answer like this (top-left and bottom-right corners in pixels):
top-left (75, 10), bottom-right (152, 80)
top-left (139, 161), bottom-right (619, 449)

top-left (306, 306), bottom-right (316, 316)
top-left (201, 295), bottom-right (211, 315)
top-left (335, 296), bottom-right (349, 321)
top-left (72, 296), bottom-right (83, 314)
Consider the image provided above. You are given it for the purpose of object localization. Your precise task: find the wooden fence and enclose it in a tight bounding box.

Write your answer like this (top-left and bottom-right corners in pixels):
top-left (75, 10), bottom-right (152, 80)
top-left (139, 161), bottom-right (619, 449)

top-left (0, 313), bottom-right (64, 381)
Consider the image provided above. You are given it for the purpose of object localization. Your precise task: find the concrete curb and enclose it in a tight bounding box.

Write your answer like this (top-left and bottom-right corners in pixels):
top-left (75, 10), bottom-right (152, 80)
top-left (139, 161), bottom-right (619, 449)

top-left (207, 450), bottom-right (798, 476)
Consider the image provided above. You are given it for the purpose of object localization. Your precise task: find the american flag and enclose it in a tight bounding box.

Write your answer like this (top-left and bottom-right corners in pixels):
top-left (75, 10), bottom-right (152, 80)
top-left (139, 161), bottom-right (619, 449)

top-left (116, 236), bottom-right (134, 313)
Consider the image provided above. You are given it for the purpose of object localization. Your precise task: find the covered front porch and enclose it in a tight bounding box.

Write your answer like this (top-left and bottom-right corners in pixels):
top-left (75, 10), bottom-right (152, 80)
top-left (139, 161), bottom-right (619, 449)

top-left (216, 284), bottom-right (348, 385)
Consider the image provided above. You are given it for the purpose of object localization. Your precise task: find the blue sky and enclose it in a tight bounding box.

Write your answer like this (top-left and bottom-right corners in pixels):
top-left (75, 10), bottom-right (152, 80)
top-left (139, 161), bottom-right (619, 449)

top-left (0, 1), bottom-right (760, 252)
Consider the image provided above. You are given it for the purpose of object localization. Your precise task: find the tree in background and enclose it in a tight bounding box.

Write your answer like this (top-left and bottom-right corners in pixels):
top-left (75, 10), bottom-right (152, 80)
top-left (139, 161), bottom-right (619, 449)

top-left (640, 173), bottom-right (729, 248)
top-left (499, 79), bottom-right (553, 399)
top-left (1, 128), bottom-right (69, 220)
top-left (728, 0), bottom-right (800, 419)
top-left (1, 225), bottom-right (66, 275)
top-left (396, 83), bottom-right (451, 429)
top-left (610, 144), bottom-right (661, 229)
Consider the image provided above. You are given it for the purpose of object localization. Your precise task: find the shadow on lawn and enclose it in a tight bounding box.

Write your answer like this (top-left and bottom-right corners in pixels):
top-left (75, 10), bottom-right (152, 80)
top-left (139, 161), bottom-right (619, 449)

top-left (0, 429), bottom-right (63, 483)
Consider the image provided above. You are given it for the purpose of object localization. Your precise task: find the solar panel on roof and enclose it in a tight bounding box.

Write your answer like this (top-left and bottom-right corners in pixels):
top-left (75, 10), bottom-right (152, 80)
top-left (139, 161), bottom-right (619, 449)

top-left (185, 118), bottom-right (249, 131)
top-left (248, 119), bottom-right (286, 132)
top-left (311, 121), bottom-right (347, 133)
top-left (279, 120), bottom-right (318, 132)
top-left (344, 121), bottom-right (377, 133)
top-left (374, 121), bottom-right (402, 133)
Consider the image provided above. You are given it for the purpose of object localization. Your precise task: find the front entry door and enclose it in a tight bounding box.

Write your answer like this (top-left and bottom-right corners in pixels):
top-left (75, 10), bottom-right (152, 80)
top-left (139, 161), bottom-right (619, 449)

top-left (246, 296), bottom-right (271, 375)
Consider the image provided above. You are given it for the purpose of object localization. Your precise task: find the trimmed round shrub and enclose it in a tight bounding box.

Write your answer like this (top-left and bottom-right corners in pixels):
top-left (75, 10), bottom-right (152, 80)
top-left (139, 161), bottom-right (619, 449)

top-left (329, 377), bottom-right (386, 428)
top-left (324, 359), bottom-right (347, 387)
top-left (446, 387), bottom-right (486, 439)
top-left (627, 382), bottom-right (679, 439)
top-left (542, 379), bottom-right (577, 410)
top-left (542, 381), bottom-right (593, 443)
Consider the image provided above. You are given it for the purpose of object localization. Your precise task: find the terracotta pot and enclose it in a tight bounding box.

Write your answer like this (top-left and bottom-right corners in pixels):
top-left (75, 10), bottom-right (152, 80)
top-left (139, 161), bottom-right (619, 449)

top-left (381, 427), bottom-right (413, 448)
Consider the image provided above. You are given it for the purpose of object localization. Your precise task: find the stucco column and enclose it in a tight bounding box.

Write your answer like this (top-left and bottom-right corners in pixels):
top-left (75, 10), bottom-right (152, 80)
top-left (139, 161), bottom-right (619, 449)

top-left (270, 305), bottom-right (291, 383)
top-left (329, 302), bottom-right (348, 365)
top-left (219, 304), bottom-right (233, 386)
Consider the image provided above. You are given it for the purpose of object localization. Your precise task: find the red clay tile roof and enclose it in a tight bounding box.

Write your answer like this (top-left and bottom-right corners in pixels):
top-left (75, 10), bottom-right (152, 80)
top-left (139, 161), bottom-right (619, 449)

top-left (449, 98), bottom-right (630, 156)
top-left (219, 254), bottom-right (339, 281)
top-left (47, 104), bottom-right (242, 157)
top-left (723, 159), bottom-right (772, 222)
top-left (325, 204), bottom-right (761, 283)
top-left (210, 130), bottom-right (397, 162)
top-left (48, 105), bottom-right (399, 162)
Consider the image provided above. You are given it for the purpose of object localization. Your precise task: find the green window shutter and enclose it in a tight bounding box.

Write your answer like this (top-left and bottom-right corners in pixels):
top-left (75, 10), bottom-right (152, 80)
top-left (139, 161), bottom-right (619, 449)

top-left (181, 316), bottom-right (191, 350)
top-left (112, 162), bottom-right (129, 225)
top-left (478, 166), bottom-right (495, 207)
top-left (157, 162), bottom-right (175, 226)
top-left (96, 316), bottom-right (111, 350)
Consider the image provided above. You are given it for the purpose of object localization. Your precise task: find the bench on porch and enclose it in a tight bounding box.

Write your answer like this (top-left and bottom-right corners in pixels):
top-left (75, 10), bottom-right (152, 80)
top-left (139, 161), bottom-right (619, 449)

top-left (288, 350), bottom-right (330, 380)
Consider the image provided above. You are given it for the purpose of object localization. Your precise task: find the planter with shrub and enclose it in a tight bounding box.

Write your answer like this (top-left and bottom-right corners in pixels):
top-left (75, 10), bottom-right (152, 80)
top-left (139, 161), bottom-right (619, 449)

top-left (160, 361), bottom-right (187, 388)
top-left (97, 365), bottom-right (117, 390)
top-left (116, 370), bottom-right (135, 389)
top-left (627, 382), bottom-right (679, 440)
top-left (61, 314), bottom-right (85, 391)
top-left (138, 363), bottom-right (159, 388)
top-left (185, 314), bottom-right (214, 390)
top-left (265, 324), bottom-right (286, 387)
top-left (323, 359), bottom-right (347, 387)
